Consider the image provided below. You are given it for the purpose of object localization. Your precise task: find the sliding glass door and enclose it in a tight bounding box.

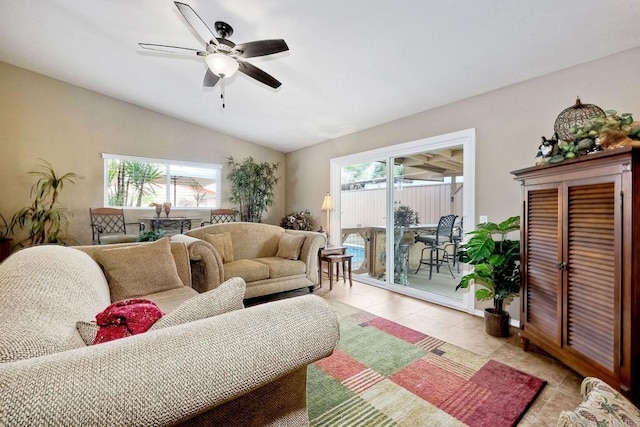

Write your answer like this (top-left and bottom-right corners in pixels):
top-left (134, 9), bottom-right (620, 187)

top-left (340, 160), bottom-right (387, 282)
top-left (330, 129), bottom-right (475, 312)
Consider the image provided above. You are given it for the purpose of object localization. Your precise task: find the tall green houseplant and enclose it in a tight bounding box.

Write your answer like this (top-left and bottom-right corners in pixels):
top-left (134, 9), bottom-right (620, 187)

top-left (11, 159), bottom-right (76, 247)
top-left (456, 216), bottom-right (520, 336)
top-left (227, 156), bottom-right (279, 223)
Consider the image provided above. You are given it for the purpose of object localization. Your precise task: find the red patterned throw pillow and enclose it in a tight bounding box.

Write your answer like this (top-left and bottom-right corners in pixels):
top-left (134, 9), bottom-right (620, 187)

top-left (92, 299), bottom-right (164, 344)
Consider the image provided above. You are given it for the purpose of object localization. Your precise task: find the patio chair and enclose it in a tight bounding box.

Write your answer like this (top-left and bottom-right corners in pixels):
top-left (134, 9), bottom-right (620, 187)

top-left (449, 217), bottom-right (464, 273)
top-left (201, 209), bottom-right (238, 226)
top-left (414, 214), bottom-right (457, 279)
top-left (89, 207), bottom-right (144, 245)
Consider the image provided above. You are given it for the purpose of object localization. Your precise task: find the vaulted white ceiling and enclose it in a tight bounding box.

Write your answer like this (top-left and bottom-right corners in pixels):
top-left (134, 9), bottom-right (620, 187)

top-left (1, 0), bottom-right (640, 152)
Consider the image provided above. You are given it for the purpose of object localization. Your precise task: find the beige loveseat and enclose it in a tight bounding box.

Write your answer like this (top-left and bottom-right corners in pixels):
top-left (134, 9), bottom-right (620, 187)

top-left (173, 222), bottom-right (326, 299)
top-left (0, 241), bottom-right (339, 426)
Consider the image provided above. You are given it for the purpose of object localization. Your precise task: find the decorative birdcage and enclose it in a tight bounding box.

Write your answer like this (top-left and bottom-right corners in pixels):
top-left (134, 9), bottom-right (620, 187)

top-left (554, 97), bottom-right (606, 142)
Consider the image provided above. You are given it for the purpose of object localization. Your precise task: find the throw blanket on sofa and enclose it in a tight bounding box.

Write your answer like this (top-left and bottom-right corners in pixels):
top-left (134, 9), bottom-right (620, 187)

top-left (94, 299), bottom-right (163, 344)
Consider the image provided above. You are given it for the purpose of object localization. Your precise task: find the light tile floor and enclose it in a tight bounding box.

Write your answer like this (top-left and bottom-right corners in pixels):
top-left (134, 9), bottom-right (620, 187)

top-left (257, 278), bottom-right (585, 425)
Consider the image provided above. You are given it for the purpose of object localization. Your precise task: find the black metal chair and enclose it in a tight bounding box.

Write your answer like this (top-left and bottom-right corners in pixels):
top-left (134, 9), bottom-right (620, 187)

top-left (414, 214), bottom-right (457, 279)
top-left (90, 207), bottom-right (144, 245)
top-left (201, 209), bottom-right (238, 226)
top-left (449, 217), bottom-right (464, 273)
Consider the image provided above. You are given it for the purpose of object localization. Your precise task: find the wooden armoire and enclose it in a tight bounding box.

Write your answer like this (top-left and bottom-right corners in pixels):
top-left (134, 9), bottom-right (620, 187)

top-left (512, 147), bottom-right (640, 403)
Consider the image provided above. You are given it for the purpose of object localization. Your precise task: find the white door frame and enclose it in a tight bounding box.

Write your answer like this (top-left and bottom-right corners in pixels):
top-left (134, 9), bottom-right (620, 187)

top-left (329, 128), bottom-right (476, 313)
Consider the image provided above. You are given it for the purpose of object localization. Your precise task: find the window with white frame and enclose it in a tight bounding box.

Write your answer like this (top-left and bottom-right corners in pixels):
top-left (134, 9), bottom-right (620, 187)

top-left (102, 154), bottom-right (222, 208)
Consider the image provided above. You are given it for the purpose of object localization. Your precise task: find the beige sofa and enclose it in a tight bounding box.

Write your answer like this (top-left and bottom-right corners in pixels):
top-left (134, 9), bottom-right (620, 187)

top-left (173, 222), bottom-right (326, 299)
top-left (0, 241), bottom-right (339, 426)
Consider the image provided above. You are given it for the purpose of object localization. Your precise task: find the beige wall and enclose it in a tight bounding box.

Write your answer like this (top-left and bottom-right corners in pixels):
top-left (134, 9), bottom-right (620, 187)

top-left (287, 46), bottom-right (640, 221)
top-left (286, 46), bottom-right (640, 318)
top-left (0, 61), bottom-right (286, 246)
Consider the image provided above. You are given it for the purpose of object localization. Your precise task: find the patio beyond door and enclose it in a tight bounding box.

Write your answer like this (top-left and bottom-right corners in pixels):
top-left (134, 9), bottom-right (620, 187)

top-left (331, 129), bottom-right (475, 311)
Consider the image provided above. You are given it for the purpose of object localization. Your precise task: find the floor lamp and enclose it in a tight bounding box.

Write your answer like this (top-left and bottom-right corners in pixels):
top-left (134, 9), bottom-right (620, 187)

top-left (321, 193), bottom-right (334, 240)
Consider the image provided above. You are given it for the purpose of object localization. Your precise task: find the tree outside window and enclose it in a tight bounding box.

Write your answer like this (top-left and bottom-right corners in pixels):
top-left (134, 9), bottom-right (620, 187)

top-left (103, 155), bottom-right (221, 208)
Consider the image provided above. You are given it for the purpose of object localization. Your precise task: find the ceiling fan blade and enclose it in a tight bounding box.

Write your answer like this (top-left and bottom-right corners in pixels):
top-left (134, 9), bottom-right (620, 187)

top-left (138, 43), bottom-right (204, 56)
top-left (237, 60), bottom-right (281, 88)
top-left (174, 1), bottom-right (219, 47)
top-left (234, 39), bottom-right (289, 58)
top-left (203, 68), bottom-right (220, 87)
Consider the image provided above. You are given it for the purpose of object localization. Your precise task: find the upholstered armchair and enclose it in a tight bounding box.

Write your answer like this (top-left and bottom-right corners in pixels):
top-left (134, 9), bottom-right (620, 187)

top-left (0, 243), bottom-right (339, 425)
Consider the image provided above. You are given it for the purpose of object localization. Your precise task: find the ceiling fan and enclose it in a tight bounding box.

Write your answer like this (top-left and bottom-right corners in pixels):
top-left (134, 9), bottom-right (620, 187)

top-left (139, 2), bottom-right (288, 98)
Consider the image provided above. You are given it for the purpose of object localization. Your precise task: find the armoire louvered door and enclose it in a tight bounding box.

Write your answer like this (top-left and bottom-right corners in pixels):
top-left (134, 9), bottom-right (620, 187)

top-left (513, 147), bottom-right (637, 403)
top-left (523, 186), bottom-right (561, 344)
top-left (564, 179), bottom-right (619, 377)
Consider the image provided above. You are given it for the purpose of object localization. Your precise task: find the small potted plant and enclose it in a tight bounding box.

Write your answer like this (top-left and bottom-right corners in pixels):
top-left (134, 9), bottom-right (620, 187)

top-left (456, 216), bottom-right (520, 337)
top-left (280, 210), bottom-right (313, 231)
top-left (137, 229), bottom-right (166, 242)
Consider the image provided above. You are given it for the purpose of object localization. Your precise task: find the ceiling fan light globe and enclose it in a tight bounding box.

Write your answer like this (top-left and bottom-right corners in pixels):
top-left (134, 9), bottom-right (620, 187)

top-left (205, 53), bottom-right (239, 78)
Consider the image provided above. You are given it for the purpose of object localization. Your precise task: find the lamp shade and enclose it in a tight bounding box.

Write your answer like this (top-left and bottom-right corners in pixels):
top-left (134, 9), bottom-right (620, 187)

top-left (321, 193), bottom-right (334, 211)
top-left (205, 53), bottom-right (239, 78)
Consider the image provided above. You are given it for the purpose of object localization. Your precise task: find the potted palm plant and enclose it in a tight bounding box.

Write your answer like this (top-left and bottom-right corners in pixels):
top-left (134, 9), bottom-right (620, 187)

top-left (227, 156), bottom-right (279, 223)
top-left (456, 216), bottom-right (520, 337)
top-left (0, 212), bottom-right (12, 263)
top-left (11, 159), bottom-right (77, 247)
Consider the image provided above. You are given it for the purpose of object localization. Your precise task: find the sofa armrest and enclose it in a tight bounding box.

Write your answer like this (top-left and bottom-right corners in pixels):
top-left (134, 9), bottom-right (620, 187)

top-left (0, 295), bottom-right (339, 427)
top-left (557, 377), bottom-right (640, 426)
top-left (171, 234), bottom-right (224, 292)
top-left (287, 230), bottom-right (327, 285)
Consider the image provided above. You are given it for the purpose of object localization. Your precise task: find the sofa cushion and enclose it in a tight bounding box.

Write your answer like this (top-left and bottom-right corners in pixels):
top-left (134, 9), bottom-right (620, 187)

top-left (151, 277), bottom-right (246, 330)
top-left (276, 234), bottom-right (306, 260)
top-left (95, 237), bottom-right (184, 302)
top-left (254, 257), bottom-right (307, 278)
top-left (77, 285), bottom-right (208, 345)
top-left (203, 232), bottom-right (234, 263)
top-left (76, 279), bottom-right (246, 345)
top-left (230, 228), bottom-right (282, 259)
top-left (224, 259), bottom-right (270, 282)
top-left (143, 286), bottom-right (199, 313)
top-left (185, 223), bottom-right (288, 259)
top-left (99, 234), bottom-right (140, 245)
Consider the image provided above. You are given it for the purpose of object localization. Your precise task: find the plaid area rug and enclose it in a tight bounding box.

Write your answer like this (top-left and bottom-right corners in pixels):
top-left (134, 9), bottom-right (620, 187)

top-left (307, 301), bottom-right (546, 426)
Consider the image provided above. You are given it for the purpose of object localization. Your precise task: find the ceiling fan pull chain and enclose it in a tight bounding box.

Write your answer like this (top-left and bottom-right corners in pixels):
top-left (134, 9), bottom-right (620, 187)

top-left (221, 78), bottom-right (226, 108)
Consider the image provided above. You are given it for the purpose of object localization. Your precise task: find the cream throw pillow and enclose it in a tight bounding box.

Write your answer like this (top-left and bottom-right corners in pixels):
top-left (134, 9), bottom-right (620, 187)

top-left (276, 233), bottom-right (306, 260)
top-left (150, 277), bottom-right (246, 330)
top-left (76, 320), bottom-right (99, 346)
top-left (95, 237), bottom-right (184, 302)
top-left (203, 232), bottom-right (234, 263)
